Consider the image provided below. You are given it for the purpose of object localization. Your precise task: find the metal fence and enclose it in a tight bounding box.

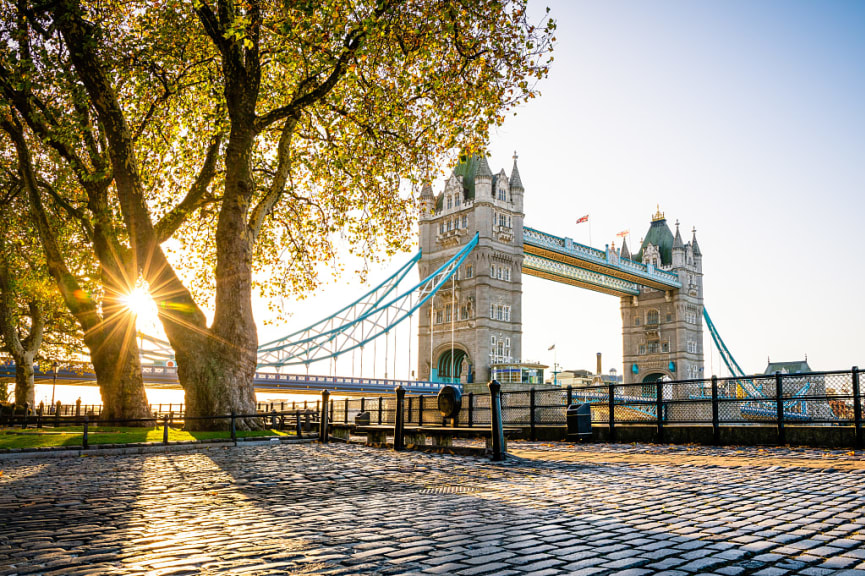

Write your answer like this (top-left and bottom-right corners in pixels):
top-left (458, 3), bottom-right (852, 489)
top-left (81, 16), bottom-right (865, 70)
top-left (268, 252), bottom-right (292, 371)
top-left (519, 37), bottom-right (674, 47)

top-left (4, 368), bottom-right (861, 448)
top-left (322, 367), bottom-right (864, 445)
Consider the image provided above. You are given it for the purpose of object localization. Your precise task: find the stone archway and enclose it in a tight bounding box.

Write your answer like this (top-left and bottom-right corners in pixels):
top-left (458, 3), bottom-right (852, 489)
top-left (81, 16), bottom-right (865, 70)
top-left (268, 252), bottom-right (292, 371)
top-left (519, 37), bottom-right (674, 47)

top-left (436, 348), bottom-right (470, 383)
top-left (641, 372), bottom-right (670, 398)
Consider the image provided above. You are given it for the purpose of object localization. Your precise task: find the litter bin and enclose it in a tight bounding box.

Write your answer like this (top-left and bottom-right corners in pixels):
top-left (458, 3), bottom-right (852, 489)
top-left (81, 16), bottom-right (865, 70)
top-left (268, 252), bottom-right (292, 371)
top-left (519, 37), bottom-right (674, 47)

top-left (566, 403), bottom-right (591, 441)
top-left (355, 411), bottom-right (371, 426)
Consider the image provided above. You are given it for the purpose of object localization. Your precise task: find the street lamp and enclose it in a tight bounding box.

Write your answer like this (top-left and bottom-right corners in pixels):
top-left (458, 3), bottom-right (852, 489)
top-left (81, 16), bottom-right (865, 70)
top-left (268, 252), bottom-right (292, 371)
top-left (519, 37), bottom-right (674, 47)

top-left (50, 361), bottom-right (58, 410)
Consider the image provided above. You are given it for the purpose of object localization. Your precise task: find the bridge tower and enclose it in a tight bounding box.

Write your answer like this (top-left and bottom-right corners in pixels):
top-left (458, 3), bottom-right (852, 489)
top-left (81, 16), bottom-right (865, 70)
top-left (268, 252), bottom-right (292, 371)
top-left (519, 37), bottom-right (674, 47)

top-left (621, 208), bottom-right (704, 384)
top-left (417, 154), bottom-right (526, 393)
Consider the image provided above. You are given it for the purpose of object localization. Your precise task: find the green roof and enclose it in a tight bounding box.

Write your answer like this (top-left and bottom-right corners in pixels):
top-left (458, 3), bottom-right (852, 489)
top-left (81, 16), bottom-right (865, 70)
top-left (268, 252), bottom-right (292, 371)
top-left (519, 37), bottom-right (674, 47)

top-left (453, 155), bottom-right (479, 200)
top-left (633, 218), bottom-right (675, 265)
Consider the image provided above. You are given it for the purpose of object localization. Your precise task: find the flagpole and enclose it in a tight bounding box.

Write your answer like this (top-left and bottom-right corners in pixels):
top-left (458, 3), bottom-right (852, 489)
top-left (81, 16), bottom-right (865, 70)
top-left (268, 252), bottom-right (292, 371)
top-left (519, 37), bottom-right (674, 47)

top-left (554, 346), bottom-right (558, 386)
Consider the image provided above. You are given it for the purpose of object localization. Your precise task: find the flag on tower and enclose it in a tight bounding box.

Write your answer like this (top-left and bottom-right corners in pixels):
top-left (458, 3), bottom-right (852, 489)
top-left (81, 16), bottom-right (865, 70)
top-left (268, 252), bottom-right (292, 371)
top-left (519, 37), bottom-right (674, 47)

top-left (576, 215), bottom-right (589, 224)
top-left (616, 229), bottom-right (629, 238)
top-left (548, 344), bottom-right (556, 351)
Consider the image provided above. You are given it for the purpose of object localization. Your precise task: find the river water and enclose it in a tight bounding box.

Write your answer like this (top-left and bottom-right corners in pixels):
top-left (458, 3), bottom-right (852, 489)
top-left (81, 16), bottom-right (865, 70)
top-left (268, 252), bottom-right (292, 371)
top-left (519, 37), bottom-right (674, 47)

top-left (8, 382), bottom-right (335, 409)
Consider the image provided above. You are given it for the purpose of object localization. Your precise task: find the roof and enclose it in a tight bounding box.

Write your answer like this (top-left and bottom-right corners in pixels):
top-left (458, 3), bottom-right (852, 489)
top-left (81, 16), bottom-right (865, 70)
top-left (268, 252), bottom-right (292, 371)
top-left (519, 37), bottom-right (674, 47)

top-left (633, 217), bottom-right (675, 265)
top-left (764, 360), bottom-right (812, 375)
top-left (452, 154), bottom-right (490, 201)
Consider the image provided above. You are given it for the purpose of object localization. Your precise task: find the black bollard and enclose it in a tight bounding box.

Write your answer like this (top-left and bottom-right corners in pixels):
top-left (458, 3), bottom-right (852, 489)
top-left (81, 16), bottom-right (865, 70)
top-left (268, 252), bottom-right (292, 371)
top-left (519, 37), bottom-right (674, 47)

top-left (163, 414), bottom-right (170, 445)
top-left (82, 414), bottom-right (89, 449)
top-left (37, 402), bottom-right (44, 429)
top-left (488, 379), bottom-right (505, 461)
top-left (394, 385), bottom-right (405, 451)
top-left (320, 390), bottom-right (330, 443)
top-left (295, 410), bottom-right (302, 437)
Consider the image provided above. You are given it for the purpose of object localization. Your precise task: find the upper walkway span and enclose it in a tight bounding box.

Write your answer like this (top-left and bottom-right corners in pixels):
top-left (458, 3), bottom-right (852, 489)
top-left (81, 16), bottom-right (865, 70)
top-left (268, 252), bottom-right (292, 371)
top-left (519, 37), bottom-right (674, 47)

top-left (523, 226), bottom-right (682, 296)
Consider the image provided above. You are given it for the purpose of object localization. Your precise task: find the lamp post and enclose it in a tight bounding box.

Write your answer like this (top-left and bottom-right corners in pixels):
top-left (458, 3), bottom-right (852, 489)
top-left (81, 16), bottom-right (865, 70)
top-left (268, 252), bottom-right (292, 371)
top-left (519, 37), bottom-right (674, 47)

top-left (50, 361), bottom-right (58, 409)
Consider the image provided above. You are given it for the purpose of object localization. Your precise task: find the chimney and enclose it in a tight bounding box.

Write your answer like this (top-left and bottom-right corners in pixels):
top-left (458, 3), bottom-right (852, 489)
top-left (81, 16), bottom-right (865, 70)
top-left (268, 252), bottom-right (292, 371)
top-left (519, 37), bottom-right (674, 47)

top-left (596, 352), bottom-right (602, 376)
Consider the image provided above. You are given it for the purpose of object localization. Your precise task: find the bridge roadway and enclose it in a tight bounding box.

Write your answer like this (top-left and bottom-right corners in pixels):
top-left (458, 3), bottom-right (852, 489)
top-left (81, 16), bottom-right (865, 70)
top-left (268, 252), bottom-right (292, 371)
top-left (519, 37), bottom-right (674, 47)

top-left (1, 364), bottom-right (449, 396)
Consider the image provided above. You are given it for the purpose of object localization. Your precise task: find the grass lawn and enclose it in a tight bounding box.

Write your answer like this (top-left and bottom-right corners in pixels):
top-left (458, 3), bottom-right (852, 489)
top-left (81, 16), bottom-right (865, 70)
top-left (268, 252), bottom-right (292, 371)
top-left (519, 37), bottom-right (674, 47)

top-left (0, 426), bottom-right (291, 450)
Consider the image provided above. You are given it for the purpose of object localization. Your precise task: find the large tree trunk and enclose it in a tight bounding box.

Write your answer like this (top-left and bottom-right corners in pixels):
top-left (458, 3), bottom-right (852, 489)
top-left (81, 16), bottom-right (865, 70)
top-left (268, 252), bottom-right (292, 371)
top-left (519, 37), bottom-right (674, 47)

top-left (176, 339), bottom-right (258, 430)
top-left (86, 312), bottom-right (152, 423)
top-left (13, 351), bottom-right (35, 408)
top-left (171, 128), bottom-right (260, 431)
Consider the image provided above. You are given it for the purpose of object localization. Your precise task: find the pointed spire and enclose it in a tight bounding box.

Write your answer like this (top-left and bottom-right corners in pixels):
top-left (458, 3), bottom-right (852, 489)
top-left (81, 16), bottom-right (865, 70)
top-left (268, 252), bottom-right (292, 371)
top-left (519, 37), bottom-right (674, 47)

top-left (691, 226), bottom-right (702, 256)
top-left (475, 155), bottom-right (492, 179)
top-left (420, 181), bottom-right (434, 199)
top-left (620, 237), bottom-right (631, 260)
top-left (673, 219), bottom-right (684, 250)
top-left (510, 150), bottom-right (524, 191)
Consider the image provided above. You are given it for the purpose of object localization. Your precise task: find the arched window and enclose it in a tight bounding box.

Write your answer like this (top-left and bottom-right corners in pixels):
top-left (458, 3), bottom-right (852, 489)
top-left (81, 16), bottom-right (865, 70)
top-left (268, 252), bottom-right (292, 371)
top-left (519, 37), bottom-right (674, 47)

top-left (454, 194), bottom-right (461, 207)
top-left (497, 187), bottom-right (507, 201)
top-left (647, 309), bottom-right (660, 325)
top-left (446, 195), bottom-right (452, 210)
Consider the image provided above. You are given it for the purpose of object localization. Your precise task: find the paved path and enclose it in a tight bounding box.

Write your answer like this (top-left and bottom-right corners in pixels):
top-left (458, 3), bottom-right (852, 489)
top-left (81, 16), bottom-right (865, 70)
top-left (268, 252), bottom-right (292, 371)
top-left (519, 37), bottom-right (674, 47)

top-left (1, 441), bottom-right (864, 575)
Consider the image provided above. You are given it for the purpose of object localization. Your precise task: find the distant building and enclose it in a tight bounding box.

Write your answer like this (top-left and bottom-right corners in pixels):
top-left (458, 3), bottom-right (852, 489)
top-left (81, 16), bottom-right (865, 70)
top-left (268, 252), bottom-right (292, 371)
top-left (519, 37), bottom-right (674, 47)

top-left (764, 359), bottom-right (812, 375)
top-left (762, 358), bottom-right (830, 420)
top-left (546, 369), bottom-right (622, 388)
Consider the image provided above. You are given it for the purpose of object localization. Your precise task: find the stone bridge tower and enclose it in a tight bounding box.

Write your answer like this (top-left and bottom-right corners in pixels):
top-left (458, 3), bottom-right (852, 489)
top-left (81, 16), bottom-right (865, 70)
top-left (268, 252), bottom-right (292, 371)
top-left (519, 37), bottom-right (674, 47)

top-left (417, 154), bottom-right (525, 393)
top-left (620, 208), bottom-right (705, 385)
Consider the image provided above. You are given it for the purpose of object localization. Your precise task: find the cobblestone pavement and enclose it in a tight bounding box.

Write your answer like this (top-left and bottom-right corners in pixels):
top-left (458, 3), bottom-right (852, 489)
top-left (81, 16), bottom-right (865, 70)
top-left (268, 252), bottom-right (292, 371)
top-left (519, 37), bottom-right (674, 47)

top-left (1, 441), bottom-right (864, 575)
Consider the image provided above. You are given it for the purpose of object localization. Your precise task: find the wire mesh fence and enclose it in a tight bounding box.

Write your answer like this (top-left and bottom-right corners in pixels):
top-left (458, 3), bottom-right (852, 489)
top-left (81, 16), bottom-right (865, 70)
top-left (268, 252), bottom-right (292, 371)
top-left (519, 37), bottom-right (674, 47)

top-left (321, 368), bottom-right (863, 444)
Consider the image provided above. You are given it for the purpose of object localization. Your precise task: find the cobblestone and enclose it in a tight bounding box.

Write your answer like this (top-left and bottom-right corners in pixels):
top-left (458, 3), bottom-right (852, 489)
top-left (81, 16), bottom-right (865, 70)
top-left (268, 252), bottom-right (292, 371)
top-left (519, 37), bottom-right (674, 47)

top-left (0, 441), bottom-right (863, 574)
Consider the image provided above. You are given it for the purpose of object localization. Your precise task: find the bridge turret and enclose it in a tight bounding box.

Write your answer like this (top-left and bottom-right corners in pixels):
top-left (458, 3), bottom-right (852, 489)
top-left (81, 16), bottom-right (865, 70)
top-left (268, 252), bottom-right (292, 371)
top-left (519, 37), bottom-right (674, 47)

top-left (691, 227), bottom-right (702, 265)
top-left (474, 155), bottom-right (493, 198)
top-left (419, 182), bottom-right (435, 220)
top-left (620, 237), bottom-right (631, 260)
top-left (671, 221), bottom-right (685, 268)
top-left (510, 153), bottom-right (524, 213)
top-left (621, 209), bottom-right (705, 386)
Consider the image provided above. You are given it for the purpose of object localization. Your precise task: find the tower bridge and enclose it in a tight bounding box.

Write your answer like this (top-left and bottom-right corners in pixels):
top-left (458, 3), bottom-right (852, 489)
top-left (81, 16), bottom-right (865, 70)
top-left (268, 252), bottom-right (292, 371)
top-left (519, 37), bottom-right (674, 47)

top-left (418, 154), bottom-right (704, 393)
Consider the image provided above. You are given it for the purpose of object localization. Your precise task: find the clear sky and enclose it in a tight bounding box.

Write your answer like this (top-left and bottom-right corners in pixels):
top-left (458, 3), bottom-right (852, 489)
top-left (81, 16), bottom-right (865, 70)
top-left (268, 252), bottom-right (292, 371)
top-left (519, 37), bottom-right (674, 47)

top-left (493, 0), bottom-right (865, 376)
top-left (140, 0), bottom-right (865, 381)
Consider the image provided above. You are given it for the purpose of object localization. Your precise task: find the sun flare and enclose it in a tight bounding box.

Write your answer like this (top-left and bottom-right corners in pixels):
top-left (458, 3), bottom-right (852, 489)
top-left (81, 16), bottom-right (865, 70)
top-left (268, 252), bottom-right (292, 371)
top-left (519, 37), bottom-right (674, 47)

top-left (121, 286), bottom-right (160, 330)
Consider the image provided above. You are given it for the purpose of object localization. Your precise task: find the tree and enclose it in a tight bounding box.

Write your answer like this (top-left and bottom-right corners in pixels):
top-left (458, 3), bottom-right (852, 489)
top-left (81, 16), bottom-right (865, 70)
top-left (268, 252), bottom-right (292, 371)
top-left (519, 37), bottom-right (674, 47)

top-left (0, 0), bottom-right (221, 421)
top-left (0, 115), bottom-right (154, 421)
top-left (3, 0), bottom-right (554, 429)
top-left (0, 173), bottom-right (83, 408)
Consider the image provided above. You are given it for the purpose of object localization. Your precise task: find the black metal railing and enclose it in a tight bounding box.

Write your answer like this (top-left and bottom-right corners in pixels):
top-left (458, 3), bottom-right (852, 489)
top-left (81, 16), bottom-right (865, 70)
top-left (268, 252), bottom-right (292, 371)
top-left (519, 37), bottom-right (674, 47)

top-left (5, 368), bottom-right (861, 450)
top-left (0, 406), bottom-right (319, 448)
top-left (323, 367), bottom-right (864, 446)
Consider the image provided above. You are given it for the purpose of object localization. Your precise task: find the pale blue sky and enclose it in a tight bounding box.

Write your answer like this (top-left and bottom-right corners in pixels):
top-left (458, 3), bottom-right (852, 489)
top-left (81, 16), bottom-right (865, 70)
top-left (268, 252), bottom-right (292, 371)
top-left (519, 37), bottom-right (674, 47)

top-left (254, 0), bottom-right (865, 378)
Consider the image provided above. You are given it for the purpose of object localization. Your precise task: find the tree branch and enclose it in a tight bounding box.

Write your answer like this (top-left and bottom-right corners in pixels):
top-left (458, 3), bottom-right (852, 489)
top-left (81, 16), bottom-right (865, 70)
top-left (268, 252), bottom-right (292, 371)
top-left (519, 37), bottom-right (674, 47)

top-left (154, 131), bottom-right (223, 243)
top-left (0, 116), bottom-right (101, 334)
top-left (0, 246), bottom-right (26, 360)
top-left (253, 1), bottom-right (397, 132)
top-left (247, 115), bottom-right (296, 240)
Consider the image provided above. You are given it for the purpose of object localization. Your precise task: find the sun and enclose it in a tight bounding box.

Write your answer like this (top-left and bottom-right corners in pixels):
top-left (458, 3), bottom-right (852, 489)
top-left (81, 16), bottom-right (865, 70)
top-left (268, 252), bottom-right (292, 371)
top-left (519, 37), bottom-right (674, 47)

top-left (121, 286), bottom-right (159, 329)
